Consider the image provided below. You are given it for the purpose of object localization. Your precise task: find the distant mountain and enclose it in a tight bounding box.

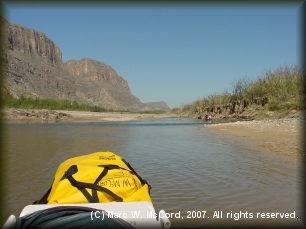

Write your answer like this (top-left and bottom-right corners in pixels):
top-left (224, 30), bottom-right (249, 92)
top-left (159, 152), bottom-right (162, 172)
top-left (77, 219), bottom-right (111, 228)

top-left (144, 101), bottom-right (170, 110)
top-left (2, 18), bottom-right (150, 111)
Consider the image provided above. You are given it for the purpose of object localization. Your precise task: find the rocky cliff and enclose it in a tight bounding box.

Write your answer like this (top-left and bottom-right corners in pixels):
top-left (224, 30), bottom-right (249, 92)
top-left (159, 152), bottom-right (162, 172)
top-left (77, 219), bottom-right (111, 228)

top-left (64, 58), bottom-right (130, 92)
top-left (3, 19), bottom-right (147, 111)
top-left (7, 22), bottom-right (62, 66)
top-left (62, 58), bottom-right (145, 110)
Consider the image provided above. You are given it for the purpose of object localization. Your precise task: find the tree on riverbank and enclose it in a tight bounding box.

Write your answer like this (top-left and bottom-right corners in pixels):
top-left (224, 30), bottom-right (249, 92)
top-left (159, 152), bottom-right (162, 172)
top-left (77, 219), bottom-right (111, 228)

top-left (2, 94), bottom-right (168, 114)
top-left (2, 95), bottom-right (110, 112)
top-left (172, 65), bottom-right (305, 118)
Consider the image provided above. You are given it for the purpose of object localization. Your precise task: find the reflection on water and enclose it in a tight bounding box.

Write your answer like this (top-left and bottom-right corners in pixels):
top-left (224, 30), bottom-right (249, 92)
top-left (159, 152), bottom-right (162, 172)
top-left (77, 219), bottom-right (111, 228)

top-left (2, 118), bottom-right (303, 227)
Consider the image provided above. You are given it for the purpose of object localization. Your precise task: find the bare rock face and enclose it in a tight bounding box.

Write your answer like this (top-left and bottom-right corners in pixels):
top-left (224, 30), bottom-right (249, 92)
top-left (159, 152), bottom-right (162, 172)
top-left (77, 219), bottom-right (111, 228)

top-left (64, 58), bottom-right (130, 93)
top-left (7, 23), bottom-right (62, 66)
top-left (5, 47), bottom-right (77, 101)
top-left (3, 19), bottom-right (147, 111)
top-left (62, 58), bottom-right (144, 110)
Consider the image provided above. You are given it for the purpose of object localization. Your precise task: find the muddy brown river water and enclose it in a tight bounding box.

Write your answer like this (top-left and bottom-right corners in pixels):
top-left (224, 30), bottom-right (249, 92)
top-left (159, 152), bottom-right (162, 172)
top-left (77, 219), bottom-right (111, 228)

top-left (2, 118), bottom-right (303, 227)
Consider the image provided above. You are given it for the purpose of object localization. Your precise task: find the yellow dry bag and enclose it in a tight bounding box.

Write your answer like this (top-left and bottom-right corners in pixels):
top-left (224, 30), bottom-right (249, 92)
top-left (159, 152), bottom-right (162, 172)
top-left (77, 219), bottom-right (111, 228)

top-left (34, 152), bottom-right (152, 204)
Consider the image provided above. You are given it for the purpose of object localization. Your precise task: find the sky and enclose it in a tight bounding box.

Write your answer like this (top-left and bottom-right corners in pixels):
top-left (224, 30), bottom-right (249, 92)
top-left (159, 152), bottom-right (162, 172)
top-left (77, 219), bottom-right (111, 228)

top-left (2, 2), bottom-right (303, 109)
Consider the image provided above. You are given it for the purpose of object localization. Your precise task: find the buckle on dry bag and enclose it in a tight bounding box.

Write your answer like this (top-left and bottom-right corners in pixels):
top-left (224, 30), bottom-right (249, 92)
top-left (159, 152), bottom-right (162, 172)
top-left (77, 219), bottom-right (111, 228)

top-left (60, 165), bottom-right (78, 181)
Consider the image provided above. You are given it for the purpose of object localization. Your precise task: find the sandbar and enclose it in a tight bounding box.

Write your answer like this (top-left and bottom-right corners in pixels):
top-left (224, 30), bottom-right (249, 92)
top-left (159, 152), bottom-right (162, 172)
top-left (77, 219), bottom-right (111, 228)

top-left (205, 118), bottom-right (304, 166)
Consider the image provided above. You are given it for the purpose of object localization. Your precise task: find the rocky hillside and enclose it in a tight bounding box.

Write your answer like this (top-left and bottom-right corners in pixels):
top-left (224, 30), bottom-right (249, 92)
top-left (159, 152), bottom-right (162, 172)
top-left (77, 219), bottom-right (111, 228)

top-left (7, 22), bottom-right (62, 66)
top-left (62, 58), bottom-right (144, 110)
top-left (144, 101), bottom-right (170, 110)
top-left (2, 19), bottom-right (148, 111)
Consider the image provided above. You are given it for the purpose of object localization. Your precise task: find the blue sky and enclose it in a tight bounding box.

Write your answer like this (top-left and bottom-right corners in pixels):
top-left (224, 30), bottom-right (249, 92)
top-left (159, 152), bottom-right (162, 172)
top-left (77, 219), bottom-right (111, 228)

top-left (3, 2), bottom-right (303, 108)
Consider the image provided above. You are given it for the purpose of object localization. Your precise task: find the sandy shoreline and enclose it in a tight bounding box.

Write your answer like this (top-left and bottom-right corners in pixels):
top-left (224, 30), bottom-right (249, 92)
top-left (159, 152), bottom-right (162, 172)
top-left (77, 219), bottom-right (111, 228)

top-left (205, 117), bottom-right (304, 166)
top-left (54, 110), bottom-right (171, 122)
top-left (2, 108), bottom-right (175, 123)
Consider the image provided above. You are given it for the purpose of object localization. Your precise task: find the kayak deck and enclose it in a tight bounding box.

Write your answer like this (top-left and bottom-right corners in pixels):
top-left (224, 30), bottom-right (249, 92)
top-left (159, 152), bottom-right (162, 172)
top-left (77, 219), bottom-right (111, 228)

top-left (3, 201), bottom-right (171, 229)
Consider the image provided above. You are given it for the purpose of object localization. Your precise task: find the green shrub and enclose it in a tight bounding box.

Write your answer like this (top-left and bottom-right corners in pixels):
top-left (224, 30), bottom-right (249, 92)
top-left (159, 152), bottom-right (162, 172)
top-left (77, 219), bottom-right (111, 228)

top-left (3, 94), bottom-right (108, 112)
top-left (171, 65), bottom-right (304, 114)
top-left (268, 101), bottom-right (281, 111)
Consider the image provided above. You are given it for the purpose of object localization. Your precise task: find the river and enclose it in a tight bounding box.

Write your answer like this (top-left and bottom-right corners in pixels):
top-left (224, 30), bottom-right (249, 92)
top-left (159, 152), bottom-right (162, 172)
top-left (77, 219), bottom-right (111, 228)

top-left (2, 117), bottom-right (303, 227)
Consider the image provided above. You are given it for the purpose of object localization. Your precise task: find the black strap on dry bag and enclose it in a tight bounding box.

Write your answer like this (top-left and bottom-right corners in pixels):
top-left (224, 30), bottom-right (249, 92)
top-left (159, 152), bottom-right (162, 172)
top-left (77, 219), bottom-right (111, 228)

top-left (33, 158), bottom-right (151, 204)
top-left (33, 186), bottom-right (52, 204)
top-left (121, 158), bottom-right (151, 193)
top-left (60, 165), bottom-right (124, 203)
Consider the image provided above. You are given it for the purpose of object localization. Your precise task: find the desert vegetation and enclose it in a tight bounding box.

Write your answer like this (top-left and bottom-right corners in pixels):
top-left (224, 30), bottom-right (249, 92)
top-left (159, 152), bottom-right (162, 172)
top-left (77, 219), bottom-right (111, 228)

top-left (2, 94), bottom-right (168, 114)
top-left (172, 65), bottom-right (305, 118)
top-left (2, 65), bottom-right (303, 117)
top-left (2, 95), bottom-right (110, 112)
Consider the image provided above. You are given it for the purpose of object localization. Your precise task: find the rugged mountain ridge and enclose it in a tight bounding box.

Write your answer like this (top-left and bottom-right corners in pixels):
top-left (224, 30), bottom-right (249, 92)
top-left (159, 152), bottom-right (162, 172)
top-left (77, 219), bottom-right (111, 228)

top-left (144, 101), bottom-right (170, 110)
top-left (62, 58), bottom-right (145, 110)
top-left (7, 22), bottom-right (62, 66)
top-left (63, 58), bottom-right (130, 91)
top-left (2, 19), bottom-right (148, 111)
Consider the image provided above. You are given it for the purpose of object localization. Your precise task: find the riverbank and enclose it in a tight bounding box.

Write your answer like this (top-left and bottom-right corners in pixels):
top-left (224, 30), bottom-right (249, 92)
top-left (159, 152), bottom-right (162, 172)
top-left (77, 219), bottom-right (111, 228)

top-left (55, 110), bottom-right (173, 122)
top-left (1, 108), bottom-right (175, 123)
top-left (205, 116), bottom-right (304, 166)
top-left (2, 108), bottom-right (305, 166)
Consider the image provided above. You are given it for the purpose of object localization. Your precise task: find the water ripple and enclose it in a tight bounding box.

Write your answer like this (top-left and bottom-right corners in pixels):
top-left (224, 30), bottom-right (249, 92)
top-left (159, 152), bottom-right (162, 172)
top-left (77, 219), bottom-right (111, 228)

top-left (2, 119), bottom-right (301, 227)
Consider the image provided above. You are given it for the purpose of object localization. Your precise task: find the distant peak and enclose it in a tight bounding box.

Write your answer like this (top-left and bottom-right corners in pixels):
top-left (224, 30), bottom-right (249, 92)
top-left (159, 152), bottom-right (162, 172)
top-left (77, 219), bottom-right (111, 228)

top-left (145, 101), bottom-right (170, 110)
